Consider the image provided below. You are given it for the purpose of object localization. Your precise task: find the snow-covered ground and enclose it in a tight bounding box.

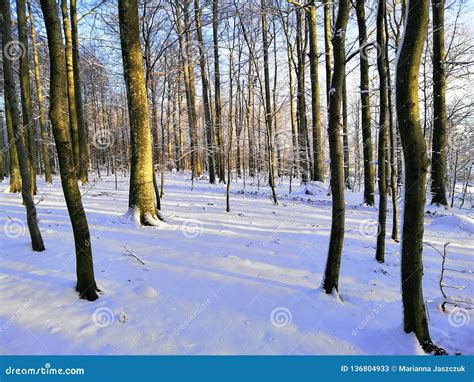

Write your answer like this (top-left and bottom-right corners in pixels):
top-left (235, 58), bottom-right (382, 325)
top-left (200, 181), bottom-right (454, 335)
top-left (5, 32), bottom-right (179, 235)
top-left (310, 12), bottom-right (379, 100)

top-left (0, 173), bottom-right (472, 355)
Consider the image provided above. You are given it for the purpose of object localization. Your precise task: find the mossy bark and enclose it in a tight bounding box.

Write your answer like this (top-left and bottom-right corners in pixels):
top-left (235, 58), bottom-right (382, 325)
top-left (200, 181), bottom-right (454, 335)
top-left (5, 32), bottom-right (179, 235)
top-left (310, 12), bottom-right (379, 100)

top-left (4, 99), bottom-right (22, 193)
top-left (396, 0), bottom-right (435, 351)
top-left (118, 0), bottom-right (159, 225)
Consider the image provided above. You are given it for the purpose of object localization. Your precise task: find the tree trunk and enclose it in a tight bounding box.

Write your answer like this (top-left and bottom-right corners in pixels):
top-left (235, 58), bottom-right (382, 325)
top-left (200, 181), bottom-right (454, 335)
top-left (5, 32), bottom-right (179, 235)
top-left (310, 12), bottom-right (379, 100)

top-left (118, 0), bottom-right (159, 225)
top-left (296, 8), bottom-right (309, 184)
top-left (60, 0), bottom-right (81, 171)
top-left (375, 0), bottom-right (389, 263)
top-left (323, 0), bottom-right (332, 109)
top-left (194, 0), bottom-right (216, 184)
top-left (4, 99), bottom-right (22, 193)
top-left (322, 0), bottom-right (349, 294)
top-left (308, 4), bottom-right (324, 182)
top-left (212, 0), bottom-right (225, 182)
top-left (342, 76), bottom-right (350, 189)
top-left (1, 0), bottom-right (45, 252)
top-left (396, 0), bottom-right (439, 352)
top-left (40, 0), bottom-right (99, 300)
top-left (27, 0), bottom-right (52, 183)
top-left (430, 0), bottom-right (448, 206)
top-left (261, 0), bottom-right (278, 204)
top-left (355, 0), bottom-right (375, 205)
top-left (71, 0), bottom-right (89, 184)
top-left (17, 0), bottom-right (37, 195)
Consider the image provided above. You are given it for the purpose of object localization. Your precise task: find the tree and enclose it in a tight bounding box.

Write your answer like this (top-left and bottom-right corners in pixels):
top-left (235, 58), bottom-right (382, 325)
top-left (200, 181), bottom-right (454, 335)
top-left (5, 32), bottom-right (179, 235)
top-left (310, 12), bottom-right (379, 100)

top-left (375, 0), bottom-right (389, 263)
top-left (261, 0), bottom-right (278, 204)
top-left (4, 99), bottom-right (22, 193)
top-left (1, 0), bottom-right (44, 252)
top-left (396, 0), bottom-right (443, 352)
top-left (307, 2), bottom-right (324, 182)
top-left (71, 0), bottom-right (89, 184)
top-left (16, 0), bottom-right (37, 195)
top-left (118, 0), bottom-right (160, 225)
top-left (430, 0), bottom-right (448, 206)
top-left (354, 0), bottom-right (375, 205)
top-left (61, 0), bottom-right (81, 171)
top-left (39, 0), bottom-right (99, 300)
top-left (27, 0), bottom-right (52, 183)
top-left (322, 0), bottom-right (350, 294)
top-left (212, 0), bottom-right (225, 182)
top-left (194, 0), bottom-right (216, 184)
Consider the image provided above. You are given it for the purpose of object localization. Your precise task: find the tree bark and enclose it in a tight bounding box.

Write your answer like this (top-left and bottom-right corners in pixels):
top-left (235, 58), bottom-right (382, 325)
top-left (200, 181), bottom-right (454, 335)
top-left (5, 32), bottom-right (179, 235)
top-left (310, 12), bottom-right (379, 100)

top-left (396, 0), bottom-right (439, 351)
top-left (118, 0), bottom-right (159, 225)
top-left (322, 0), bottom-right (350, 294)
top-left (4, 98), bottom-right (22, 193)
top-left (40, 0), bottom-right (99, 300)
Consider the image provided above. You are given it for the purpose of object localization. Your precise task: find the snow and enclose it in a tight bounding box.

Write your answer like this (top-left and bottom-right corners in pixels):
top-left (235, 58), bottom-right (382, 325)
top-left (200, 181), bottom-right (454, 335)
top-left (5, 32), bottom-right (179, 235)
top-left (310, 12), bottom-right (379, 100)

top-left (0, 173), bottom-right (472, 355)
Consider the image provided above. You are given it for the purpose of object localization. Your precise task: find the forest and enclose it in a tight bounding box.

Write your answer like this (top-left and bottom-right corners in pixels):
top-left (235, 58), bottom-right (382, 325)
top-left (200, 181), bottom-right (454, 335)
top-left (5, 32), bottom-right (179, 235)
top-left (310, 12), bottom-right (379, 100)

top-left (0, 0), bottom-right (472, 356)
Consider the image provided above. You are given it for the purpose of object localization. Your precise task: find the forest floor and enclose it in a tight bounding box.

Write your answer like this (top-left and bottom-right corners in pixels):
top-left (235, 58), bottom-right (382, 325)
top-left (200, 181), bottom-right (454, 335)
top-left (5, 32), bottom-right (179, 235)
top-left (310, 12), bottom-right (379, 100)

top-left (0, 172), bottom-right (472, 355)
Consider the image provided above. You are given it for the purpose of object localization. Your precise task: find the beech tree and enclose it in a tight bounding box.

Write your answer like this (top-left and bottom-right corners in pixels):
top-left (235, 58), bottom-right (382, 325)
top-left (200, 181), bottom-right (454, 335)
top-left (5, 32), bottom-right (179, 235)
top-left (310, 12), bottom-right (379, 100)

top-left (322, 0), bottom-right (350, 294)
top-left (396, 0), bottom-right (444, 353)
top-left (118, 0), bottom-right (160, 225)
top-left (39, 0), bottom-right (99, 300)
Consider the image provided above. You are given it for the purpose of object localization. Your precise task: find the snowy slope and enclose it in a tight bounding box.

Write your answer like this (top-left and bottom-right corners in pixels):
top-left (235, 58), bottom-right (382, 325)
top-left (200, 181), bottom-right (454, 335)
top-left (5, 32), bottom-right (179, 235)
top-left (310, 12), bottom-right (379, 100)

top-left (0, 173), bottom-right (472, 355)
